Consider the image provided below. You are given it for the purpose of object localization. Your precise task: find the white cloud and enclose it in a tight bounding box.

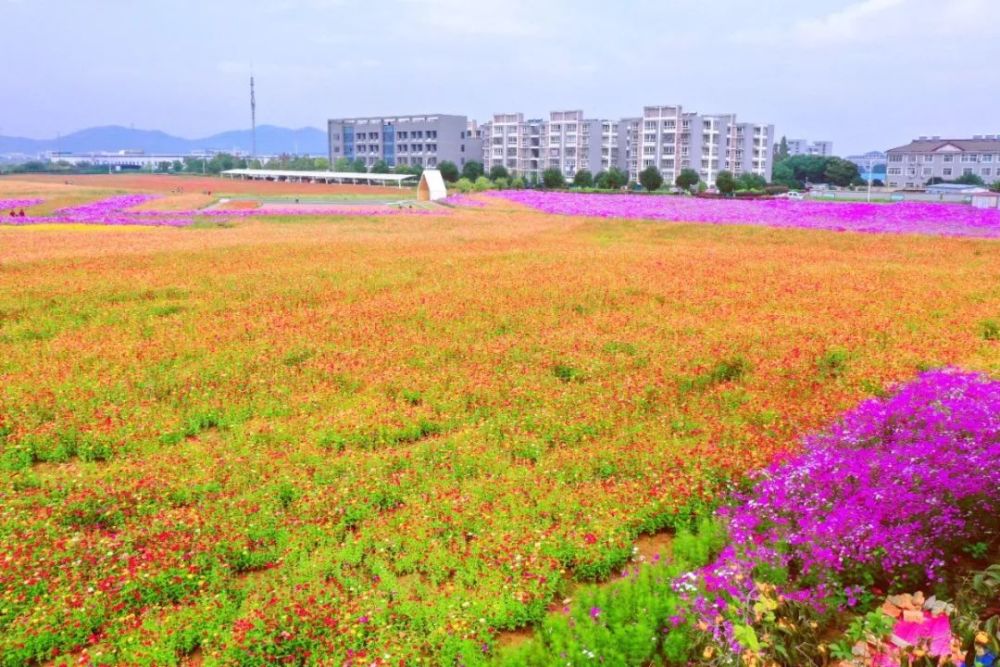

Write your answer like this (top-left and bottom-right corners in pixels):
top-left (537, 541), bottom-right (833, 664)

top-left (733, 0), bottom-right (1000, 48)
top-left (400, 0), bottom-right (544, 38)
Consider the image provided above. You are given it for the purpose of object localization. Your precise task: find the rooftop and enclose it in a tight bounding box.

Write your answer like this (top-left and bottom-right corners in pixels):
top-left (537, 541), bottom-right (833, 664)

top-left (888, 137), bottom-right (1000, 152)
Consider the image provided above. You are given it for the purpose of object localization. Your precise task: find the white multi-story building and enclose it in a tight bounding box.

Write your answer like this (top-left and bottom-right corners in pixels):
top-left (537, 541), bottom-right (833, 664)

top-left (885, 136), bottom-right (1000, 189)
top-left (634, 107), bottom-right (773, 186)
top-left (481, 105), bottom-right (775, 186)
top-left (545, 110), bottom-right (602, 178)
top-left (481, 112), bottom-right (547, 180)
top-left (787, 139), bottom-right (833, 157)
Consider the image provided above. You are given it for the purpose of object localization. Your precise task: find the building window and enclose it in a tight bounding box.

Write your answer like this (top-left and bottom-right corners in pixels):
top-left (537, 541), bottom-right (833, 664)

top-left (983, 168), bottom-right (992, 176)
top-left (943, 168), bottom-right (952, 176)
top-left (983, 154), bottom-right (994, 163)
top-left (943, 155), bottom-right (953, 162)
top-left (963, 168), bottom-right (973, 175)
top-left (888, 154), bottom-right (903, 162)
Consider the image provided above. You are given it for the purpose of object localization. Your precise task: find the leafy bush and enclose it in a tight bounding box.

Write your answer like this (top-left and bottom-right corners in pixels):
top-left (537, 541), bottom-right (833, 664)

top-left (542, 168), bottom-right (566, 189)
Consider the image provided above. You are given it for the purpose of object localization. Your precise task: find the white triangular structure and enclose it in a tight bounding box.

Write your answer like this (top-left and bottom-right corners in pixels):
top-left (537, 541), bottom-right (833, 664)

top-left (417, 169), bottom-right (447, 201)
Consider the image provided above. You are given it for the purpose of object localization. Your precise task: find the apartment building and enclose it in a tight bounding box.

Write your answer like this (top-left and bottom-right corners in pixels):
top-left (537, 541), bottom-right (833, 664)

top-left (600, 118), bottom-right (639, 173)
top-left (480, 105), bottom-right (774, 186)
top-left (729, 122), bottom-right (775, 181)
top-left (545, 110), bottom-right (602, 178)
top-left (885, 136), bottom-right (1000, 189)
top-left (787, 139), bottom-right (834, 157)
top-left (636, 105), bottom-right (684, 184)
top-left (327, 114), bottom-right (482, 170)
top-left (481, 112), bottom-right (547, 180)
top-left (635, 107), bottom-right (773, 186)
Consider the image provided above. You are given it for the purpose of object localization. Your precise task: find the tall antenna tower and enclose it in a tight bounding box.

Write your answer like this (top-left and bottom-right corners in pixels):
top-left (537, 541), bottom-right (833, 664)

top-left (250, 74), bottom-right (257, 161)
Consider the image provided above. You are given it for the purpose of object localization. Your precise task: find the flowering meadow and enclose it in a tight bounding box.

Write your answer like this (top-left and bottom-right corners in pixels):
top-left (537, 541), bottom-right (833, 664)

top-left (487, 190), bottom-right (1000, 238)
top-left (0, 176), bottom-right (998, 665)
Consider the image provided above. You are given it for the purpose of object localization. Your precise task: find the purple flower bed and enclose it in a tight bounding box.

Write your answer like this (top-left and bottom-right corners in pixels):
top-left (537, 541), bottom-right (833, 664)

top-left (685, 369), bottom-right (1000, 653)
top-left (487, 190), bottom-right (1000, 238)
top-left (0, 194), bottom-right (438, 228)
top-left (0, 198), bottom-right (43, 211)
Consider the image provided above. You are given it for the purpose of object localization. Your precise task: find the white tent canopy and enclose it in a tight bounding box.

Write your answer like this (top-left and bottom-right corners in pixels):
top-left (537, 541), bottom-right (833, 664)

top-left (417, 169), bottom-right (447, 201)
top-left (221, 168), bottom-right (417, 187)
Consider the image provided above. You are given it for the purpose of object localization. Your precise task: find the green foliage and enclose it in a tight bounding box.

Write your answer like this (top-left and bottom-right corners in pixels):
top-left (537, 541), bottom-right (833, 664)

top-left (510, 176), bottom-right (526, 189)
top-left (955, 172), bottom-right (986, 186)
top-left (552, 363), bottom-right (584, 383)
top-left (542, 168), bottom-right (566, 189)
top-left (573, 169), bottom-right (594, 188)
top-left (675, 168), bottom-right (700, 191)
top-left (639, 166), bottom-right (664, 192)
top-left (830, 612), bottom-right (895, 661)
top-left (455, 177), bottom-right (474, 193)
top-left (737, 172), bottom-right (767, 191)
top-left (489, 165), bottom-right (510, 181)
top-left (494, 519), bottom-right (725, 666)
top-left (351, 157), bottom-right (367, 173)
top-left (473, 176), bottom-right (492, 192)
top-left (715, 170), bottom-right (736, 195)
top-left (595, 167), bottom-right (629, 190)
top-left (981, 319), bottom-right (1000, 341)
top-left (817, 347), bottom-right (850, 378)
top-left (370, 159), bottom-right (391, 174)
top-left (462, 160), bottom-right (484, 180)
top-left (824, 157), bottom-right (861, 187)
top-left (679, 356), bottom-right (752, 393)
top-left (438, 161), bottom-right (460, 183)
top-left (333, 157), bottom-right (352, 171)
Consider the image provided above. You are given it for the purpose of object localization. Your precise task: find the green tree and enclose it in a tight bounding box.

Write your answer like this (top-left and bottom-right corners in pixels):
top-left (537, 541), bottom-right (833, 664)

top-left (774, 136), bottom-right (790, 164)
top-left (736, 173), bottom-right (767, 191)
top-left (542, 168), bottom-right (566, 189)
top-left (473, 176), bottom-right (492, 192)
top-left (438, 161), bottom-right (460, 183)
top-left (955, 172), bottom-right (985, 186)
top-left (371, 160), bottom-right (391, 174)
top-left (715, 170), bottom-right (736, 195)
top-left (606, 167), bottom-right (629, 189)
top-left (990, 180), bottom-right (1000, 193)
top-left (455, 177), bottom-right (474, 193)
top-left (823, 158), bottom-right (861, 187)
top-left (639, 166), bottom-right (664, 192)
top-left (676, 168), bottom-right (700, 191)
top-left (461, 161), bottom-right (484, 180)
top-left (313, 158), bottom-right (330, 170)
top-left (488, 165), bottom-right (510, 181)
top-left (171, 160), bottom-right (183, 172)
top-left (351, 158), bottom-right (367, 173)
top-left (334, 157), bottom-right (353, 171)
top-left (511, 176), bottom-right (526, 189)
top-left (573, 170), bottom-right (594, 188)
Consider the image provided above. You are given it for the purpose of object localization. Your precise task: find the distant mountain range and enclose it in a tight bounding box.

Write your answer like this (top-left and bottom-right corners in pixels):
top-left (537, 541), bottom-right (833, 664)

top-left (0, 125), bottom-right (328, 156)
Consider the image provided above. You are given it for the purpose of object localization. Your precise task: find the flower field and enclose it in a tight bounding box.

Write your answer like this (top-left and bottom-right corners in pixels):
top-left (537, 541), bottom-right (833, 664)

top-left (487, 190), bottom-right (1000, 238)
top-left (0, 176), bottom-right (998, 665)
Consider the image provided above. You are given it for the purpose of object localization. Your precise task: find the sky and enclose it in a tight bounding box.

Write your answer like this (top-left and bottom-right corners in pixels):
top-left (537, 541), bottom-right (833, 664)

top-left (2, 0), bottom-right (999, 155)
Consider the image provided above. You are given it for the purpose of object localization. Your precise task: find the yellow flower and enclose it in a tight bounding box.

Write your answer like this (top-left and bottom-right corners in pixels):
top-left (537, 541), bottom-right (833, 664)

top-left (703, 646), bottom-right (715, 660)
top-left (975, 631), bottom-right (989, 645)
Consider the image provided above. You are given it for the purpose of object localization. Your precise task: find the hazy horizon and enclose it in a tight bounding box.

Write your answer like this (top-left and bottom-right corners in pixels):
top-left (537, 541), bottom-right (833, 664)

top-left (3, 0), bottom-right (999, 155)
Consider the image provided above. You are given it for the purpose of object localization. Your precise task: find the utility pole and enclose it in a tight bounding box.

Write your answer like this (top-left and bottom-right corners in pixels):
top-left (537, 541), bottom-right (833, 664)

top-left (867, 155), bottom-right (874, 203)
top-left (250, 74), bottom-right (257, 163)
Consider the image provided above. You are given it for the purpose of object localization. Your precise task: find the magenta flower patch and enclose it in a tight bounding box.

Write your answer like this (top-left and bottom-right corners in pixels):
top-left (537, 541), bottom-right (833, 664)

top-left (487, 191), bottom-right (1000, 239)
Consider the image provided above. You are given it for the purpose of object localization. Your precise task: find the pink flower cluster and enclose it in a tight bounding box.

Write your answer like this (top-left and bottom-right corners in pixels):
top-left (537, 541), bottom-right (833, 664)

top-left (1, 194), bottom-right (439, 228)
top-left (684, 369), bottom-right (1000, 654)
top-left (0, 198), bottom-right (43, 211)
top-left (487, 191), bottom-right (1000, 238)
